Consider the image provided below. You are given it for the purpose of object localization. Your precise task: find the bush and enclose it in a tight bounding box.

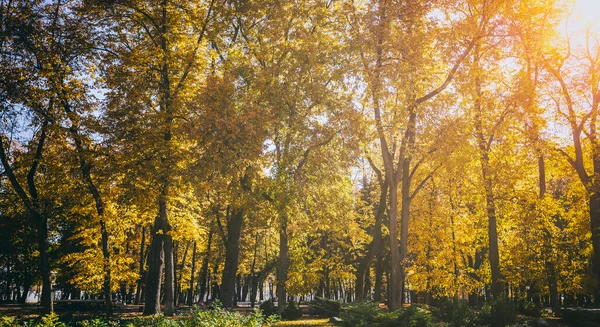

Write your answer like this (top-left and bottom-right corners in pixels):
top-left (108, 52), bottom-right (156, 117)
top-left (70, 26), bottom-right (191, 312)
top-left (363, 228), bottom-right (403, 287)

top-left (0, 316), bottom-right (18, 327)
top-left (433, 299), bottom-right (475, 327)
top-left (0, 307), bottom-right (272, 327)
top-left (338, 301), bottom-right (383, 327)
top-left (473, 299), bottom-right (517, 327)
top-left (308, 297), bottom-right (342, 317)
top-left (281, 301), bottom-right (303, 320)
top-left (337, 302), bottom-right (433, 327)
top-left (78, 319), bottom-right (118, 327)
top-left (393, 306), bottom-right (433, 327)
top-left (517, 300), bottom-right (542, 318)
top-left (127, 315), bottom-right (180, 327)
top-left (475, 302), bottom-right (492, 326)
top-left (185, 307), bottom-right (269, 327)
top-left (259, 299), bottom-right (279, 318)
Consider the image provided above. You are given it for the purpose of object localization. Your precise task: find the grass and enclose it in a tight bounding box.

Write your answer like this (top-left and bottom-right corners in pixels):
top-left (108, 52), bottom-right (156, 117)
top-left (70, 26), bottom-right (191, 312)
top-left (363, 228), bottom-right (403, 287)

top-left (275, 317), bottom-right (334, 327)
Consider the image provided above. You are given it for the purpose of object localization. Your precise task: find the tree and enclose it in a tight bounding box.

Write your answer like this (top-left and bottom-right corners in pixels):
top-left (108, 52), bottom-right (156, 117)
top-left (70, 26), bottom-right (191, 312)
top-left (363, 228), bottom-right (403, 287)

top-left (347, 0), bottom-right (486, 309)
top-left (545, 25), bottom-right (600, 303)
top-left (97, 0), bottom-right (218, 315)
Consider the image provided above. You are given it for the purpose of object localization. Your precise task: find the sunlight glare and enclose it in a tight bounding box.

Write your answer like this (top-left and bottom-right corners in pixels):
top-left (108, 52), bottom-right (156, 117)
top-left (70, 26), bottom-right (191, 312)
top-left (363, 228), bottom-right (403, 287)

top-left (568, 0), bottom-right (600, 46)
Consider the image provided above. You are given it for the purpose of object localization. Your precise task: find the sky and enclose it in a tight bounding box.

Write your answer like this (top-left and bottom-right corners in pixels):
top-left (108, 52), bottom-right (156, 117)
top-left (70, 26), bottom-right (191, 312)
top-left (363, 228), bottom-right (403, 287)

top-left (565, 0), bottom-right (600, 45)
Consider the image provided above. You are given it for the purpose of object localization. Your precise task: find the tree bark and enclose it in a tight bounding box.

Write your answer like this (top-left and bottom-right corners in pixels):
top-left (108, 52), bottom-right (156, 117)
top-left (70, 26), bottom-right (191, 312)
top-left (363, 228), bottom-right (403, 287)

top-left (277, 217), bottom-right (289, 312)
top-left (199, 229), bottom-right (213, 302)
top-left (356, 180), bottom-right (388, 301)
top-left (175, 241), bottom-right (189, 306)
top-left (143, 215), bottom-right (166, 315)
top-left (188, 241), bottom-right (197, 306)
top-left (399, 110), bottom-right (416, 305)
top-left (163, 213), bottom-right (175, 315)
top-left (135, 226), bottom-right (146, 305)
top-left (221, 207), bottom-right (244, 308)
top-left (473, 47), bottom-right (502, 299)
top-left (37, 216), bottom-right (53, 314)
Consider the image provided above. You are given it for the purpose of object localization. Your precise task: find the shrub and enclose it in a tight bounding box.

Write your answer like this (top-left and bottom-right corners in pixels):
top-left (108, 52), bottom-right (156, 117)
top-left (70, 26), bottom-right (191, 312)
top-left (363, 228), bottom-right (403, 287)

top-left (338, 301), bottom-right (383, 327)
top-left (490, 299), bottom-right (517, 327)
top-left (395, 306), bottom-right (433, 327)
top-left (127, 315), bottom-right (180, 327)
top-left (0, 316), bottom-right (18, 327)
top-left (185, 307), bottom-right (268, 327)
top-left (433, 299), bottom-right (475, 327)
top-left (0, 307), bottom-right (271, 327)
top-left (338, 303), bottom-right (434, 327)
top-left (308, 297), bottom-right (342, 317)
top-left (78, 319), bottom-right (113, 327)
top-left (475, 302), bottom-right (492, 326)
top-left (36, 313), bottom-right (68, 327)
top-left (259, 299), bottom-right (279, 318)
top-left (281, 301), bottom-right (303, 320)
top-left (517, 300), bottom-right (542, 318)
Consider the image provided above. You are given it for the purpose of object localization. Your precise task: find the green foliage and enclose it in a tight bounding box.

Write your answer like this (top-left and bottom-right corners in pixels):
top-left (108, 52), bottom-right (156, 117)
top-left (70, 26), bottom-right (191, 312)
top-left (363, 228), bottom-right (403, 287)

top-left (491, 299), bottom-right (517, 327)
top-left (338, 301), bottom-right (383, 327)
top-left (0, 309), bottom-right (271, 327)
top-left (337, 302), bottom-right (433, 327)
top-left (390, 306), bottom-right (433, 327)
top-left (0, 316), bottom-right (17, 327)
top-left (475, 299), bottom-right (517, 327)
top-left (125, 316), bottom-right (180, 327)
top-left (79, 319), bottom-right (119, 327)
top-left (281, 301), bottom-right (303, 321)
top-left (259, 299), bottom-right (279, 318)
top-left (308, 297), bottom-right (342, 317)
top-left (184, 307), bottom-right (268, 327)
top-left (37, 313), bottom-right (68, 327)
top-left (433, 299), bottom-right (476, 327)
top-left (516, 301), bottom-right (542, 318)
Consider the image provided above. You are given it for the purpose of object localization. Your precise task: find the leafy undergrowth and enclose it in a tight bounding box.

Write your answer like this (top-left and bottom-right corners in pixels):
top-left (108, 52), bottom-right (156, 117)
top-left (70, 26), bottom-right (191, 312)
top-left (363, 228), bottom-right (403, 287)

top-left (0, 306), bottom-right (275, 327)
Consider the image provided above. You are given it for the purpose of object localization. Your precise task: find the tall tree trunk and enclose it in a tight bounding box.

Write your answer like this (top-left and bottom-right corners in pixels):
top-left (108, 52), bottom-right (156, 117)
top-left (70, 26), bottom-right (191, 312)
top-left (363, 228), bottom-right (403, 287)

top-left (250, 275), bottom-right (259, 307)
top-left (479, 127), bottom-right (502, 299)
top-left (135, 227), bottom-right (146, 305)
top-left (37, 217), bottom-right (53, 314)
top-left (175, 242), bottom-right (189, 305)
top-left (277, 217), bottom-right (289, 312)
top-left (474, 49), bottom-right (502, 298)
top-left (163, 215), bottom-right (175, 316)
top-left (18, 276), bottom-right (32, 305)
top-left (537, 156), bottom-right (559, 308)
top-left (589, 191), bottom-right (600, 305)
top-left (356, 181), bottom-right (388, 301)
top-left (374, 251), bottom-right (384, 302)
top-left (143, 215), bottom-right (165, 315)
top-left (221, 208), bottom-right (244, 308)
top-left (236, 274), bottom-right (242, 304)
top-left (199, 229), bottom-right (213, 302)
top-left (188, 241), bottom-right (197, 306)
top-left (399, 110), bottom-right (416, 304)
top-left (249, 233), bottom-right (258, 306)
top-left (388, 181), bottom-right (402, 309)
